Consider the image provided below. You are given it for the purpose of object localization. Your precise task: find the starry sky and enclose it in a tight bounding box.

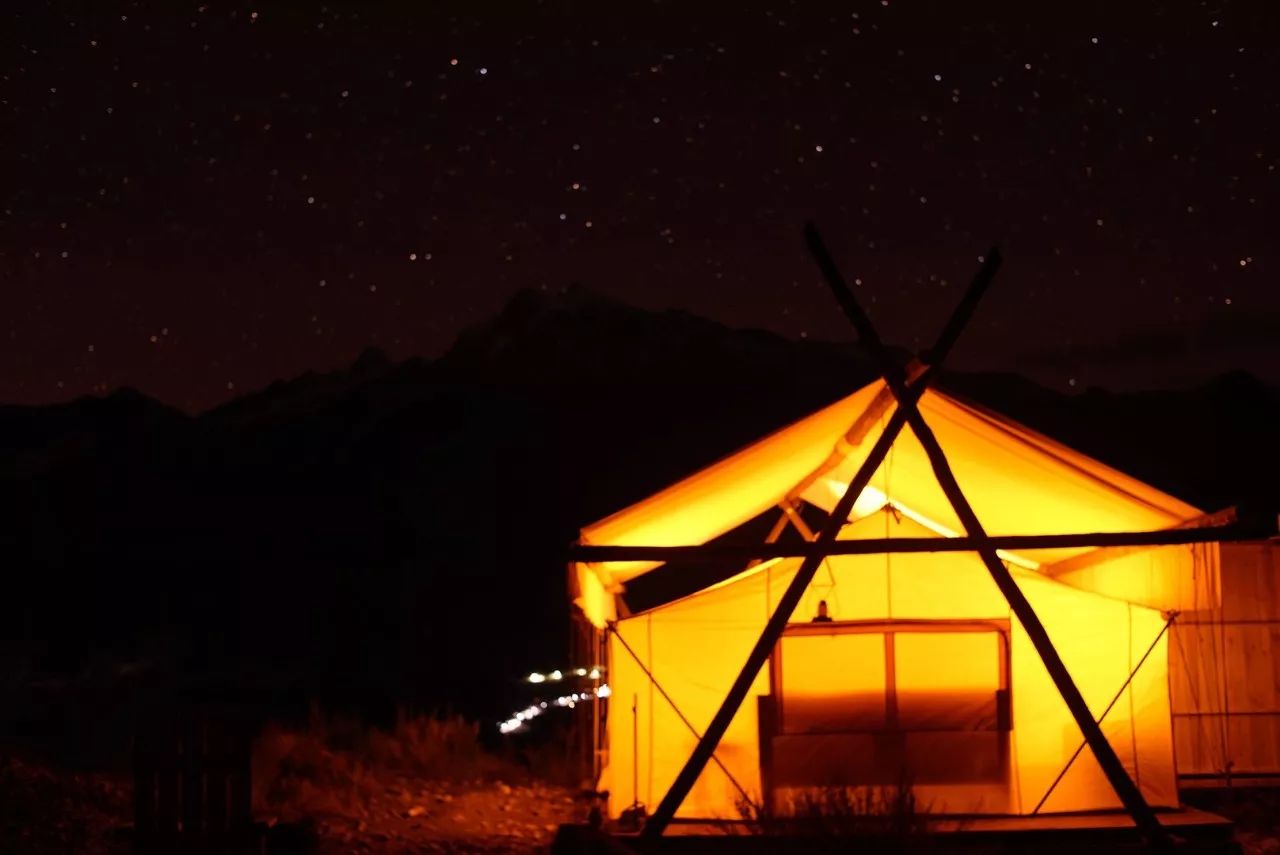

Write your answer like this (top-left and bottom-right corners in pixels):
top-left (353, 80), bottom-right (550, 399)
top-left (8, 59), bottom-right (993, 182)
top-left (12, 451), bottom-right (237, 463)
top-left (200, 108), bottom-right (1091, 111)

top-left (4, 0), bottom-right (1277, 412)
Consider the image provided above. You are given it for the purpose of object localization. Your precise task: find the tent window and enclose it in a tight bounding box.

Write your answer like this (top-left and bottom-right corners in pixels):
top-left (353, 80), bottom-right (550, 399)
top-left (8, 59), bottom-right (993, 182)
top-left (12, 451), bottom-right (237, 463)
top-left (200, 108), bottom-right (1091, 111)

top-left (767, 621), bottom-right (1011, 792)
top-left (775, 621), bottom-right (1010, 735)
top-left (776, 632), bottom-right (888, 733)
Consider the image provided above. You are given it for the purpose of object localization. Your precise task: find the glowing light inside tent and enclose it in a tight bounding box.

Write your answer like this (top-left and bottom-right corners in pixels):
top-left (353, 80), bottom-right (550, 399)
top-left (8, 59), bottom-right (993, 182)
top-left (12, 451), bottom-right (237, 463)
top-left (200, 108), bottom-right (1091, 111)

top-left (851, 484), bottom-right (890, 519)
top-left (827, 479), bottom-right (1041, 571)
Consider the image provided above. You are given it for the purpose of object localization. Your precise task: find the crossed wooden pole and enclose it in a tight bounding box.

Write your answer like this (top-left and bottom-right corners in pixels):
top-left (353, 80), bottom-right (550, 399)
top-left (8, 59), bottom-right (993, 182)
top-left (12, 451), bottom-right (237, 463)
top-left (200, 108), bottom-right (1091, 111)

top-left (626, 225), bottom-right (1173, 849)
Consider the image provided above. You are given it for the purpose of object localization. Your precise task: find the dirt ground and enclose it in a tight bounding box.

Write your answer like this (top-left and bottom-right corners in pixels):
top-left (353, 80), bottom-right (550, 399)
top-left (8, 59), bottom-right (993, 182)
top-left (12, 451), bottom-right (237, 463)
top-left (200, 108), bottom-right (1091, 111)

top-left (1182, 787), bottom-right (1280, 855)
top-left (281, 776), bottom-right (583, 854)
top-left (12, 745), bottom-right (1279, 855)
top-left (0, 753), bottom-right (584, 854)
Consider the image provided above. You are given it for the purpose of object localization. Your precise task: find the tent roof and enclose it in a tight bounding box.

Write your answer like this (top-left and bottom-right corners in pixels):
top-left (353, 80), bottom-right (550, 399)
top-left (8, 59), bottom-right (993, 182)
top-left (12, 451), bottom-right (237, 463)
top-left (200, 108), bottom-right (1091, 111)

top-left (578, 380), bottom-right (1203, 591)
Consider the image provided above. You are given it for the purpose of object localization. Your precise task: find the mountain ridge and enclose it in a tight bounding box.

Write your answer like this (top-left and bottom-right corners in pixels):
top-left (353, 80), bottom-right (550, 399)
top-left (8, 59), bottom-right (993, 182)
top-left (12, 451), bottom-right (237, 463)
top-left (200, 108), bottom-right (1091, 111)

top-left (0, 287), bottom-right (1274, 718)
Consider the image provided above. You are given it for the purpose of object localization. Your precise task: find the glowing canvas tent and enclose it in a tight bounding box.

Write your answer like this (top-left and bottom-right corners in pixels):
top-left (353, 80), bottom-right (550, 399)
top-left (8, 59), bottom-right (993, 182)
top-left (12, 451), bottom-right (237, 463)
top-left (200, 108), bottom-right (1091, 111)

top-left (565, 228), bottom-right (1253, 845)
top-left (572, 382), bottom-right (1213, 818)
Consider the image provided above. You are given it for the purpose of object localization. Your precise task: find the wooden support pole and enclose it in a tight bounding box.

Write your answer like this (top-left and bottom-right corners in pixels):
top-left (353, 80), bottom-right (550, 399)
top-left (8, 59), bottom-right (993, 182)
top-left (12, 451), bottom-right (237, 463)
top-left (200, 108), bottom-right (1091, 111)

top-left (746, 504), bottom-right (796, 570)
top-left (640, 229), bottom-right (1003, 838)
top-left (1031, 612), bottom-right (1180, 815)
top-left (782, 361), bottom-right (926, 505)
top-left (804, 223), bottom-right (1171, 850)
top-left (568, 523), bottom-right (1252, 564)
top-left (606, 622), bottom-right (754, 806)
top-left (904, 404), bottom-right (1171, 849)
top-left (639, 379), bottom-right (923, 837)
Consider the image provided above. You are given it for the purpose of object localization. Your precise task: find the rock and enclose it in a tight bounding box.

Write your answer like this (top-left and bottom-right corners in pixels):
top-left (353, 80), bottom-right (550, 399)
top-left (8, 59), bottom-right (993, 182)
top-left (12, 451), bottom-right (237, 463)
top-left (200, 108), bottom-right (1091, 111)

top-left (498, 783), bottom-right (512, 796)
top-left (407, 804), bottom-right (427, 817)
top-left (452, 812), bottom-right (465, 822)
top-left (436, 793), bottom-right (454, 803)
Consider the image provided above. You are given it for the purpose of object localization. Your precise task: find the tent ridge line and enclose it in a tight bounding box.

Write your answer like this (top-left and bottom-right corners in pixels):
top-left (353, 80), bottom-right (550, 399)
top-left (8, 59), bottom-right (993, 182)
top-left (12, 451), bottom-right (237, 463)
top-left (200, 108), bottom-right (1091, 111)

top-left (783, 363), bottom-right (927, 506)
top-left (936, 392), bottom-right (1202, 521)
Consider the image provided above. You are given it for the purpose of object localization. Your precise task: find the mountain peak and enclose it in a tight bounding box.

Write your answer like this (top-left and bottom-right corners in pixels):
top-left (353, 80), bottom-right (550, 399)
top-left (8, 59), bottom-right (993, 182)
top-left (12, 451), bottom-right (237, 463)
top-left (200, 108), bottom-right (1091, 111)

top-left (352, 346), bottom-right (393, 375)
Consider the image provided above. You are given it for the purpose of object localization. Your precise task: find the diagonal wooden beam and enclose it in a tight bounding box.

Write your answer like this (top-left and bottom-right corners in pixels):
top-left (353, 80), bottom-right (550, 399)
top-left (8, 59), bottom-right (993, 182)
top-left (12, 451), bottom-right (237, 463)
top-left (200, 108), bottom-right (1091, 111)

top-left (805, 224), bottom-right (1172, 850)
top-left (641, 387), bottom-right (921, 837)
top-left (745, 505), bottom-right (797, 571)
top-left (639, 235), bottom-right (1002, 838)
top-left (782, 360), bottom-right (928, 506)
top-left (1030, 612), bottom-right (1180, 815)
top-left (606, 622), bottom-right (754, 807)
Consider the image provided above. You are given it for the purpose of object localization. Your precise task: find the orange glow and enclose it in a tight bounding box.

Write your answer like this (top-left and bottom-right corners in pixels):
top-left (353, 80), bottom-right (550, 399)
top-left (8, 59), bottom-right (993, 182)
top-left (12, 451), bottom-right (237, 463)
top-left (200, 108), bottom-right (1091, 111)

top-left (599, 523), bottom-right (1179, 818)
top-left (577, 379), bottom-right (1206, 818)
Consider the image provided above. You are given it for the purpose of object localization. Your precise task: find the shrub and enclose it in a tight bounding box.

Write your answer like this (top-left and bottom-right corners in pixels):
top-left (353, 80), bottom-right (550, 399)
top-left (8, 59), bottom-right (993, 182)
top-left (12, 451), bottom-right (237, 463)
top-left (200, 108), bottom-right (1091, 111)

top-left (734, 774), bottom-right (935, 852)
top-left (252, 705), bottom-right (499, 819)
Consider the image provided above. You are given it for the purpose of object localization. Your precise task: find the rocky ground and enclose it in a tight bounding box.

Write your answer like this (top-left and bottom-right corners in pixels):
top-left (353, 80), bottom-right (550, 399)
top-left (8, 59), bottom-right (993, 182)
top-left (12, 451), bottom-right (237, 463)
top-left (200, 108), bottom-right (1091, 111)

top-left (0, 752), bottom-right (584, 854)
top-left (0, 754), bottom-right (131, 855)
top-left (280, 776), bottom-right (582, 854)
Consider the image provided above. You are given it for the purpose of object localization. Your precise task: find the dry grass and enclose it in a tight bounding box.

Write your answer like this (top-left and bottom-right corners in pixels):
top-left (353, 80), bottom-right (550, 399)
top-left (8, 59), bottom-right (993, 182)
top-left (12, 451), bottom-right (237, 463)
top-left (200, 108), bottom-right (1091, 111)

top-left (249, 706), bottom-right (583, 852)
top-left (253, 706), bottom-right (508, 819)
top-left (734, 776), bottom-right (935, 852)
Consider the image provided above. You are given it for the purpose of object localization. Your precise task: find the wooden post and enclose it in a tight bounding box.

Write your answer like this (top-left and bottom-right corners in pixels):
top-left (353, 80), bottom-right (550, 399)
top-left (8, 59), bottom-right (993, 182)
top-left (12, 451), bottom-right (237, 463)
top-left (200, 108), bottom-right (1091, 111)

top-left (154, 714), bottom-right (179, 844)
top-left (641, 234), bottom-right (1003, 837)
top-left (181, 712), bottom-right (205, 838)
top-left (133, 715), bottom-right (156, 853)
top-left (804, 223), bottom-right (1171, 850)
top-left (229, 716), bottom-right (255, 855)
top-left (641, 387), bottom-right (922, 837)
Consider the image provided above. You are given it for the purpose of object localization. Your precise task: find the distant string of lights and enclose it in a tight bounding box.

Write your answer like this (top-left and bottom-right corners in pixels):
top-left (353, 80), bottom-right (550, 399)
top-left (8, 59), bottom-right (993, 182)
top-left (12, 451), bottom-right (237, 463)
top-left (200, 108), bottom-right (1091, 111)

top-left (526, 665), bottom-right (603, 684)
top-left (498, 665), bottom-right (609, 734)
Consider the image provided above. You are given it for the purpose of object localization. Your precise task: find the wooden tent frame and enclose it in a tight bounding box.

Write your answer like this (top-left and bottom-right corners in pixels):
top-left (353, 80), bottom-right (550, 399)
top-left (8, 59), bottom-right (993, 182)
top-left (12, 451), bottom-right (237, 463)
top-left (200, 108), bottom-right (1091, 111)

top-left (572, 225), bottom-right (1263, 850)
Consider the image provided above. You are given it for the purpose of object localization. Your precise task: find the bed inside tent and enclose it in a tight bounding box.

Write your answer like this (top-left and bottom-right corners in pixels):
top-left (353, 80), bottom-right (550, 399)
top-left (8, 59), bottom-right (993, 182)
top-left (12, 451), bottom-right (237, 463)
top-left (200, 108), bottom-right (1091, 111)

top-left (569, 380), bottom-right (1221, 821)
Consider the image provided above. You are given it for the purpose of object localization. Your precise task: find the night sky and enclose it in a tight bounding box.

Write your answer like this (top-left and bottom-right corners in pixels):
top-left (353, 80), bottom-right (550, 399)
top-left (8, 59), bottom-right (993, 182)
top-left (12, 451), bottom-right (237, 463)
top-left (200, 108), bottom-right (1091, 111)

top-left (4, 1), bottom-right (1277, 412)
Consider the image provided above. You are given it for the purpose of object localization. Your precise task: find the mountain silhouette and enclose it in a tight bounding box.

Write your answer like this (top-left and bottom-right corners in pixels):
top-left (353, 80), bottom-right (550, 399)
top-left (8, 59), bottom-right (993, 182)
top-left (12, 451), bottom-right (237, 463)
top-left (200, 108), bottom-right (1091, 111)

top-left (0, 287), bottom-right (1276, 726)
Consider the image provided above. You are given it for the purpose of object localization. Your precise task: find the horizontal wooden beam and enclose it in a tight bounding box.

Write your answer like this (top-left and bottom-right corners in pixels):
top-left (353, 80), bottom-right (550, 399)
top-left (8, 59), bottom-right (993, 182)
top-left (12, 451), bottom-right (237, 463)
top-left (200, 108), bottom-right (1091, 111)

top-left (1042, 506), bottom-right (1239, 578)
top-left (568, 523), bottom-right (1265, 564)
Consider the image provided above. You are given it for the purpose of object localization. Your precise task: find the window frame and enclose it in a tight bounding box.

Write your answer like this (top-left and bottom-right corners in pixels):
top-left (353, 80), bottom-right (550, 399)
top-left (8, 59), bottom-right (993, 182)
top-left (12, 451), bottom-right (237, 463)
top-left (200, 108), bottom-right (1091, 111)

top-left (771, 618), bottom-right (1012, 736)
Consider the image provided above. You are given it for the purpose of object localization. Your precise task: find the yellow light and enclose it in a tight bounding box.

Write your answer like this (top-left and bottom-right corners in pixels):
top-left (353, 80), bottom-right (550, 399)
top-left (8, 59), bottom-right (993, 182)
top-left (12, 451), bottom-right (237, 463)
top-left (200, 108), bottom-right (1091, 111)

top-left (826, 480), bottom-right (1040, 571)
